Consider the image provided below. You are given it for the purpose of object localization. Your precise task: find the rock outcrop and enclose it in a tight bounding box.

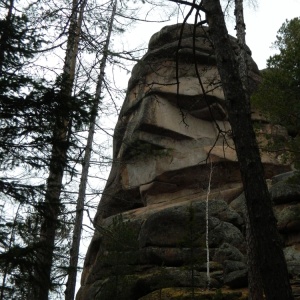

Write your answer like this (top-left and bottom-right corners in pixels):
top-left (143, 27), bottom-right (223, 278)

top-left (77, 24), bottom-right (299, 300)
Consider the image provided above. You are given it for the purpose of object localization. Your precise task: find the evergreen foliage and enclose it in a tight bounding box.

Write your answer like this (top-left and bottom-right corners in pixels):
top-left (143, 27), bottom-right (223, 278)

top-left (0, 0), bottom-right (183, 298)
top-left (252, 17), bottom-right (300, 170)
top-left (0, 1), bottom-right (92, 298)
top-left (0, 2), bottom-right (51, 298)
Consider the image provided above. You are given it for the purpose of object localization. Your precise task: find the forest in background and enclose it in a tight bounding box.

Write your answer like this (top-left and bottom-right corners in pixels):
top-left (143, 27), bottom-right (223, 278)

top-left (0, 0), bottom-right (175, 299)
top-left (0, 0), bottom-right (299, 299)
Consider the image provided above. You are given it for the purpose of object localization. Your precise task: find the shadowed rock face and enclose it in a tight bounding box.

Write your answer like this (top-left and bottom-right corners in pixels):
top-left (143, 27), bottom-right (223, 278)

top-left (76, 24), bottom-right (299, 300)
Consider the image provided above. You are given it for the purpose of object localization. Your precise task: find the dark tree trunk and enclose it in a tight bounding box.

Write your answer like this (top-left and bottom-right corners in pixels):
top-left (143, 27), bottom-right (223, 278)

top-left (64, 1), bottom-right (117, 299)
top-left (244, 208), bottom-right (264, 299)
top-left (0, 0), bottom-right (14, 76)
top-left (233, 0), bottom-right (264, 298)
top-left (201, 0), bottom-right (293, 299)
top-left (34, 1), bottom-right (86, 299)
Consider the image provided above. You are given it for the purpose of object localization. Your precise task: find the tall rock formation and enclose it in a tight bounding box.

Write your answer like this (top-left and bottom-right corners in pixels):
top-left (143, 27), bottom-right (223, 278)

top-left (77, 24), bottom-right (300, 300)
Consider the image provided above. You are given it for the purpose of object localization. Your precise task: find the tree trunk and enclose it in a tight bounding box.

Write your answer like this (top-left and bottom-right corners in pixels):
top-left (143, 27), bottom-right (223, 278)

top-left (233, 1), bottom-right (263, 298)
top-left (244, 208), bottom-right (264, 299)
top-left (34, 1), bottom-right (86, 299)
top-left (0, 4), bottom-right (15, 297)
top-left (0, 203), bottom-right (21, 300)
top-left (64, 1), bottom-right (117, 299)
top-left (201, 0), bottom-right (293, 299)
top-left (0, 0), bottom-right (14, 76)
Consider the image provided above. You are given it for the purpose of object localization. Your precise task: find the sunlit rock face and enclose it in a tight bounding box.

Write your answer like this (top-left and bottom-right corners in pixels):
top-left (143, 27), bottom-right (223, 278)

top-left (76, 24), bottom-right (296, 300)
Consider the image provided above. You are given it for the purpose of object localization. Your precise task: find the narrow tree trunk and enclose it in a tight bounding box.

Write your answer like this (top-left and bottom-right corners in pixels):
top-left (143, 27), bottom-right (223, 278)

top-left (234, 1), bottom-right (263, 298)
top-left (0, 4), bottom-right (15, 296)
top-left (234, 0), bottom-right (248, 88)
top-left (34, 1), bottom-right (86, 299)
top-left (0, 0), bottom-right (14, 76)
top-left (201, 0), bottom-right (293, 299)
top-left (0, 204), bottom-right (21, 300)
top-left (205, 159), bottom-right (212, 290)
top-left (64, 1), bottom-right (117, 299)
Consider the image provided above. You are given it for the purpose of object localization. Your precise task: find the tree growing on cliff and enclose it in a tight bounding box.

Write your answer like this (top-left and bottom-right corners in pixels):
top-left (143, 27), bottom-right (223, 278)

top-left (167, 0), bottom-right (293, 299)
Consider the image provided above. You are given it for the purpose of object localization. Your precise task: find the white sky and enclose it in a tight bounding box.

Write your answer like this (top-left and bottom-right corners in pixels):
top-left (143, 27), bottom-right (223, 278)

top-left (123, 0), bottom-right (300, 71)
top-left (244, 0), bottom-right (300, 69)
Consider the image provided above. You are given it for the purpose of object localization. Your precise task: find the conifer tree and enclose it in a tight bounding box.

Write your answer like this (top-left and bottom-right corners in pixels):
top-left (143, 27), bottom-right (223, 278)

top-left (0, 0), bottom-right (177, 298)
top-left (252, 17), bottom-right (300, 172)
top-left (33, 0), bottom-right (88, 299)
top-left (0, 1), bottom-right (56, 298)
top-left (65, 1), bottom-right (118, 299)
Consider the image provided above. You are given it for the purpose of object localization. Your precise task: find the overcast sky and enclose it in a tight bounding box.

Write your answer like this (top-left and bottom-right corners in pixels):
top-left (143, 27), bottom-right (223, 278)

top-left (125, 0), bottom-right (300, 71)
top-left (243, 0), bottom-right (300, 69)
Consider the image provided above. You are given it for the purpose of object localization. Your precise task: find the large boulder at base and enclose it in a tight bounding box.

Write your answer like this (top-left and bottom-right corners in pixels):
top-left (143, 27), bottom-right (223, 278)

top-left (76, 24), bottom-right (298, 300)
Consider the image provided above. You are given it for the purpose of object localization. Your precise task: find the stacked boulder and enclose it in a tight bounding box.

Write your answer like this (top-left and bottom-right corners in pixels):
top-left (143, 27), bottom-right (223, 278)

top-left (76, 24), bottom-right (299, 300)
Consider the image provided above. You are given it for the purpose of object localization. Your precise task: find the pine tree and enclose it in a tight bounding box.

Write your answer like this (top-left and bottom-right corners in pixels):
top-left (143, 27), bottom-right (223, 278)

top-left (65, 1), bottom-right (118, 299)
top-left (0, 0), bottom-right (177, 298)
top-left (33, 0), bottom-right (88, 299)
top-left (0, 1), bottom-right (54, 298)
top-left (252, 17), bottom-right (300, 172)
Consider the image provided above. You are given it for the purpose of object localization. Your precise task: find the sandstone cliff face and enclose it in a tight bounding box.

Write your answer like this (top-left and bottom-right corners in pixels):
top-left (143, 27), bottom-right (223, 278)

top-left (77, 24), bottom-right (300, 300)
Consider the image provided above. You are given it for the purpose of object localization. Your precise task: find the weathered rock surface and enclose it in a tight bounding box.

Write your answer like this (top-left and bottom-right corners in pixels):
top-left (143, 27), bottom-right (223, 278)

top-left (77, 24), bottom-right (299, 300)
